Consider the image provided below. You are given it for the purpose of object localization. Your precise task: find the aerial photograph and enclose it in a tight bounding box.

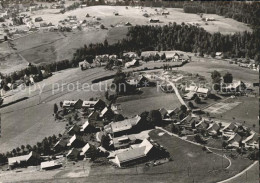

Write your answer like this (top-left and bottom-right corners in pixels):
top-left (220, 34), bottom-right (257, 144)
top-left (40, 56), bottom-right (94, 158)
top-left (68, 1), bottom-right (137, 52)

top-left (0, 0), bottom-right (259, 182)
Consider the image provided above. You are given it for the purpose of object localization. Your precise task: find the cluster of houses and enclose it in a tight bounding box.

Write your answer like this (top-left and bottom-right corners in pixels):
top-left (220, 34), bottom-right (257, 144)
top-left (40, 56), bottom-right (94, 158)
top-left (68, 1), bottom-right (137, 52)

top-left (178, 115), bottom-right (259, 150)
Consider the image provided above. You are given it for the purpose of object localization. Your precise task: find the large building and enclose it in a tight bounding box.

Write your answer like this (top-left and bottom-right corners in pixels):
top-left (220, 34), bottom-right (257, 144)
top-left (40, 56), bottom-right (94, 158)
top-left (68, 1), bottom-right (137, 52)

top-left (8, 151), bottom-right (40, 169)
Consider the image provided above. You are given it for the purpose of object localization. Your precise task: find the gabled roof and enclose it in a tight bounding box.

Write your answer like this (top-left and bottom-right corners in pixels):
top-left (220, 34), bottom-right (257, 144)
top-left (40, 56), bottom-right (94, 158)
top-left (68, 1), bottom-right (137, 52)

top-left (66, 148), bottom-right (79, 157)
top-left (67, 135), bottom-right (82, 146)
top-left (197, 88), bottom-right (209, 94)
top-left (207, 123), bottom-right (220, 132)
top-left (195, 120), bottom-right (208, 129)
top-left (68, 125), bottom-right (80, 134)
top-left (80, 143), bottom-right (90, 156)
top-left (41, 160), bottom-right (61, 169)
top-left (117, 146), bottom-right (146, 163)
top-left (185, 86), bottom-right (198, 92)
top-left (139, 139), bottom-right (153, 155)
top-left (100, 107), bottom-right (110, 117)
top-left (8, 152), bottom-right (39, 166)
top-left (82, 100), bottom-right (97, 108)
top-left (116, 139), bottom-right (153, 164)
top-left (159, 108), bottom-right (168, 117)
top-left (54, 139), bottom-right (67, 148)
top-left (110, 116), bottom-right (141, 133)
top-left (242, 133), bottom-right (258, 144)
top-left (81, 120), bottom-right (89, 132)
top-left (63, 100), bottom-right (76, 107)
top-left (228, 133), bottom-right (242, 143)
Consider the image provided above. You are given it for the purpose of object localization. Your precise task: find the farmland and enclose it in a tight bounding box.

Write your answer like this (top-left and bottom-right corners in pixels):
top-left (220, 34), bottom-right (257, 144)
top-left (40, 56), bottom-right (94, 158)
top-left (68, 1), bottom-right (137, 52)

top-left (0, 5), bottom-right (252, 74)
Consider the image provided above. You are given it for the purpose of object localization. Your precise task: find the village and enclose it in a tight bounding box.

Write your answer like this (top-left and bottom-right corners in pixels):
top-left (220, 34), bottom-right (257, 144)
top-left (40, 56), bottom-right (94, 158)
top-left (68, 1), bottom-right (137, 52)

top-left (0, 1), bottom-right (259, 183)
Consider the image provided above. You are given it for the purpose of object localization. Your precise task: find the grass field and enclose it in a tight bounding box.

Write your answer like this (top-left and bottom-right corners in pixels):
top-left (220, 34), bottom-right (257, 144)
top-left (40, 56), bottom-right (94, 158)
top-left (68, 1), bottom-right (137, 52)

top-left (212, 97), bottom-right (259, 132)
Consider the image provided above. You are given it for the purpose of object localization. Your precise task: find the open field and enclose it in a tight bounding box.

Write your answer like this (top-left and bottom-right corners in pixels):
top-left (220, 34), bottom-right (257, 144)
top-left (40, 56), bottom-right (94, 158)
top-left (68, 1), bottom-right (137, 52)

top-left (212, 97), bottom-right (259, 132)
top-left (0, 5), bottom-right (252, 73)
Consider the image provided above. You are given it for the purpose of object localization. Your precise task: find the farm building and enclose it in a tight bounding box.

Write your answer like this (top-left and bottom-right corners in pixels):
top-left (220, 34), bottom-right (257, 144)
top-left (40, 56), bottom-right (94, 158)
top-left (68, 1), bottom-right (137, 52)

top-left (8, 151), bottom-right (40, 169)
top-left (113, 139), bottom-right (154, 167)
top-left (41, 160), bottom-right (62, 170)
top-left (123, 52), bottom-right (138, 58)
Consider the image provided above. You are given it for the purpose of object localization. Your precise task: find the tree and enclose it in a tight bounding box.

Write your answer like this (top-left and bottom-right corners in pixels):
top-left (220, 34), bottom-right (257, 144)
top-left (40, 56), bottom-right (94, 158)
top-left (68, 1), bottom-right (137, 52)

top-left (188, 101), bottom-right (194, 109)
top-left (194, 96), bottom-right (201, 104)
top-left (161, 53), bottom-right (166, 60)
top-left (101, 134), bottom-right (110, 150)
top-left (113, 114), bottom-right (125, 122)
top-left (147, 110), bottom-right (162, 127)
top-left (211, 70), bottom-right (221, 83)
top-left (180, 105), bottom-right (187, 113)
top-left (223, 72), bottom-right (233, 83)
top-left (54, 103), bottom-right (58, 114)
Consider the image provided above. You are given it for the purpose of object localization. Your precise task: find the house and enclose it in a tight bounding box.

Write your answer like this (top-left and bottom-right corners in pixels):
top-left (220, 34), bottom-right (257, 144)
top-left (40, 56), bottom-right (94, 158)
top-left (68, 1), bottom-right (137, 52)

top-left (149, 18), bottom-right (159, 23)
top-left (67, 135), bottom-right (85, 148)
top-left (223, 123), bottom-right (238, 132)
top-left (168, 107), bottom-right (181, 118)
top-left (80, 143), bottom-right (97, 158)
top-left (88, 111), bottom-right (100, 121)
top-left (196, 88), bottom-right (210, 98)
top-left (66, 148), bottom-right (80, 160)
top-left (112, 135), bottom-right (137, 149)
top-left (104, 115), bottom-right (141, 137)
top-left (53, 139), bottom-right (67, 152)
top-left (162, 11), bottom-right (169, 15)
top-left (185, 86), bottom-right (198, 92)
top-left (79, 60), bottom-right (90, 70)
top-left (207, 123), bottom-right (220, 135)
top-left (159, 108), bottom-right (168, 119)
top-left (113, 139), bottom-right (154, 167)
top-left (183, 91), bottom-right (196, 100)
top-left (100, 107), bottom-right (114, 119)
top-left (242, 133), bottom-right (258, 145)
top-left (125, 59), bottom-right (139, 68)
top-left (41, 160), bottom-right (62, 170)
top-left (68, 125), bottom-right (80, 135)
top-left (8, 152), bottom-right (40, 169)
top-left (206, 17), bottom-right (215, 21)
top-left (123, 52), bottom-right (138, 59)
top-left (227, 133), bottom-right (242, 147)
top-left (63, 99), bottom-right (83, 109)
top-left (195, 120), bottom-right (209, 129)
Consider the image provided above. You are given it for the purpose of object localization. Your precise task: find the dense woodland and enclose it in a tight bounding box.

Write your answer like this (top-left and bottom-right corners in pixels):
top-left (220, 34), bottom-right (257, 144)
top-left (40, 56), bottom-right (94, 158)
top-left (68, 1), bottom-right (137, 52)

top-left (72, 23), bottom-right (260, 63)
